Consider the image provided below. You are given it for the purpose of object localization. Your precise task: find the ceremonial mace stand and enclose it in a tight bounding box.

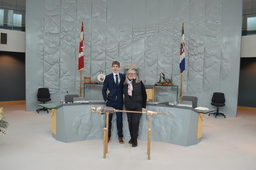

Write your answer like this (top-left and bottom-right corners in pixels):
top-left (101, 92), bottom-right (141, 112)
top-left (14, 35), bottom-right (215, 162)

top-left (114, 109), bottom-right (164, 160)
top-left (147, 113), bottom-right (151, 160)
top-left (103, 112), bottom-right (112, 159)
top-left (91, 106), bottom-right (165, 160)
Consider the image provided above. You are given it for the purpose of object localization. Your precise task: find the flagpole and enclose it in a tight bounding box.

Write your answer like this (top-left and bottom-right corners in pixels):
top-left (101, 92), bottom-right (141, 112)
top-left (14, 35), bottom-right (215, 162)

top-left (79, 70), bottom-right (82, 97)
top-left (180, 73), bottom-right (183, 101)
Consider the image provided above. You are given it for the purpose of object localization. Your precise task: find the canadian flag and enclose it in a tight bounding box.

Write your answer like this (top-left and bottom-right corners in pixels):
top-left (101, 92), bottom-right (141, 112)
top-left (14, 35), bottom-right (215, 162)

top-left (78, 21), bottom-right (84, 71)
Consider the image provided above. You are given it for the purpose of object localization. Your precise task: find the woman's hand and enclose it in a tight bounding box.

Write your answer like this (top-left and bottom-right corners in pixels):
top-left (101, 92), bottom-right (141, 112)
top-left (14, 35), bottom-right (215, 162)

top-left (142, 108), bottom-right (147, 114)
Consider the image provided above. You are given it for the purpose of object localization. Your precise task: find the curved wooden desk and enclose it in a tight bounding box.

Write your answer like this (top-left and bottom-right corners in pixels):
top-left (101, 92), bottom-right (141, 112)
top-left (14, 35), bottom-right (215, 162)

top-left (52, 102), bottom-right (202, 146)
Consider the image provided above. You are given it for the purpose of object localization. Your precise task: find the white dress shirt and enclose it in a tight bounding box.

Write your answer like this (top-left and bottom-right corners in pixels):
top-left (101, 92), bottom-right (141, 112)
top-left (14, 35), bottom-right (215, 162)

top-left (113, 73), bottom-right (120, 84)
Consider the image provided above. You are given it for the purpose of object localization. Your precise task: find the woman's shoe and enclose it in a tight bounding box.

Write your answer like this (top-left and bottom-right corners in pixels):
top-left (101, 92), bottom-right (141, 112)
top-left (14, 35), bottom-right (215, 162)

top-left (132, 139), bottom-right (137, 147)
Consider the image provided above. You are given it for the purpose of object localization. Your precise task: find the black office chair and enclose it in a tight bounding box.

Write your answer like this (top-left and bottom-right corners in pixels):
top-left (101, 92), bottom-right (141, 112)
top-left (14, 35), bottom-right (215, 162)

top-left (36, 88), bottom-right (51, 113)
top-left (209, 92), bottom-right (226, 118)
top-left (182, 96), bottom-right (198, 108)
top-left (65, 94), bottom-right (79, 103)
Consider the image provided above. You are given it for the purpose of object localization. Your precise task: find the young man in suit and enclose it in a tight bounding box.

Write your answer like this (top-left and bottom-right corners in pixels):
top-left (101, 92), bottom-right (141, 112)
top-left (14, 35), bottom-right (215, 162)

top-left (102, 61), bottom-right (125, 144)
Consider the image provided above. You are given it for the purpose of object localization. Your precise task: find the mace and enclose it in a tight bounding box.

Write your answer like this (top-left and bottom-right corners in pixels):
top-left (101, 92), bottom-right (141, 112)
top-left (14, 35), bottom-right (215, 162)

top-left (91, 105), bottom-right (165, 160)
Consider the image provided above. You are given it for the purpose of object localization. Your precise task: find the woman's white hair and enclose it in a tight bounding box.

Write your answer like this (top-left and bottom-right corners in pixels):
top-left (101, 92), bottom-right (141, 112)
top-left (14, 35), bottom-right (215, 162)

top-left (124, 68), bottom-right (140, 84)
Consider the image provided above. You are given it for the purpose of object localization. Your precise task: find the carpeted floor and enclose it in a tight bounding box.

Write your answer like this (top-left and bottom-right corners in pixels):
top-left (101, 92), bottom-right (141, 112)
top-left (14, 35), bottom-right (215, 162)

top-left (0, 102), bottom-right (256, 170)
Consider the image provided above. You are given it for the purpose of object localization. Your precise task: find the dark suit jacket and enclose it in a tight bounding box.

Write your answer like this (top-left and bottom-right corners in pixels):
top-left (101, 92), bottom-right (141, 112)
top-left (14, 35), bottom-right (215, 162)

top-left (102, 73), bottom-right (125, 105)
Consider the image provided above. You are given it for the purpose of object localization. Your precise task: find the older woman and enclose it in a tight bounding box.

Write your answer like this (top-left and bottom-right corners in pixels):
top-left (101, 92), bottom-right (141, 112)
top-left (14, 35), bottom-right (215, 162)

top-left (123, 68), bottom-right (147, 147)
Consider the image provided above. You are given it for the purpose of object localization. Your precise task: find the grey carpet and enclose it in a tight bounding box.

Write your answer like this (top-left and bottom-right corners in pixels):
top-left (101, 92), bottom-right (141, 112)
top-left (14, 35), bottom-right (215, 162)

top-left (0, 103), bottom-right (255, 170)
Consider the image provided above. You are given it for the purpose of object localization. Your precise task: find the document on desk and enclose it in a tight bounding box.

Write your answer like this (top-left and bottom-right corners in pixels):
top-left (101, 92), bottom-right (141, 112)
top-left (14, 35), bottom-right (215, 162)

top-left (177, 101), bottom-right (192, 107)
top-left (87, 100), bottom-right (105, 103)
top-left (195, 107), bottom-right (209, 111)
top-left (73, 97), bottom-right (89, 103)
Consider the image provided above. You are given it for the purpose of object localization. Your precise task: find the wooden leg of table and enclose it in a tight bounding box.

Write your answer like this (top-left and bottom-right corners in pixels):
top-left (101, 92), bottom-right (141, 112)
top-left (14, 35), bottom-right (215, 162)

top-left (147, 115), bottom-right (151, 160)
top-left (106, 113), bottom-right (109, 154)
top-left (148, 129), bottom-right (151, 160)
top-left (51, 109), bottom-right (56, 135)
top-left (103, 128), bottom-right (107, 159)
top-left (103, 113), bottom-right (110, 159)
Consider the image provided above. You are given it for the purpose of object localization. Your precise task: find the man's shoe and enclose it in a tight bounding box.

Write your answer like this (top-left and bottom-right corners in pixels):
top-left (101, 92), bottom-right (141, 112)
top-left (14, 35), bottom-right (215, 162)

top-left (108, 137), bottom-right (111, 143)
top-left (128, 139), bottom-right (132, 144)
top-left (118, 137), bottom-right (124, 144)
top-left (132, 139), bottom-right (137, 147)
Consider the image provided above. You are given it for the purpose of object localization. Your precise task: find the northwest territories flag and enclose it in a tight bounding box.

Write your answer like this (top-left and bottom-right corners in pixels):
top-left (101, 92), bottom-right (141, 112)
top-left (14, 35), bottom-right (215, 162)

top-left (179, 23), bottom-right (185, 73)
top-left (78, 21), bottom-right (84, 71)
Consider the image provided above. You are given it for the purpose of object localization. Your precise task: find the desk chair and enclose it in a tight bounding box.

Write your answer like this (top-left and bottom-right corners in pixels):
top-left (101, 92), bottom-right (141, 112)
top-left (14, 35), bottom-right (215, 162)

top-left (65, 94), bottom-right (79, 103)
top-left (182, 96), bottom-right (198, 108)
top-left (36, 88), bottom-right (51, 113)
top-left (209, 92), bottom-right (226, 118)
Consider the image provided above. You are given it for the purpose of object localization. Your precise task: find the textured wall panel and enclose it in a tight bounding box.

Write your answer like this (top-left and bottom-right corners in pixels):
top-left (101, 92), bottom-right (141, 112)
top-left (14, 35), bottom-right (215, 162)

top-left (144, 0), bottom-right (159, 85)
top-left (172, 0), bottom-right (190, 95)
top-left (91, 0), bottom-right (107, 82)
top-left (119, 0), bottom-right (133, 71)
top-left (105, 0), bottom-right (120, 74)
top-left (217, 0), bottom-right (242, 117)
top-left (26, 0), bottom-right (242, 117)
top-left (132, 0), bottom-right (146, 81)
top-left (26, 0), bottom-right (46, 109)
top-left (157, 0), bottom-right (175, 86)
top-left (44, 0), bottom-right (61, 101)
top-left (61, 0), bottom-right (79, 95)
top-left (203, 0), bottom-right (223, 107)
top-left (187, 0), bottom-right (206, 95)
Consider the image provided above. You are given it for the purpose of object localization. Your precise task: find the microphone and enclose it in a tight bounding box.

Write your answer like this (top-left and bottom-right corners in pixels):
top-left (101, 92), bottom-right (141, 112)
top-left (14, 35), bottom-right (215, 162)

top-left (66, 91), bottom-right (72, 103)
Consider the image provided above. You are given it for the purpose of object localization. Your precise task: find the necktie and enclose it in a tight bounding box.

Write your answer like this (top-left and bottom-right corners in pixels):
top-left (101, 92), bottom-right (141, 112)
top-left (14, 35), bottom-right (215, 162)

top-left (115, 74), bottom-right (119, 86)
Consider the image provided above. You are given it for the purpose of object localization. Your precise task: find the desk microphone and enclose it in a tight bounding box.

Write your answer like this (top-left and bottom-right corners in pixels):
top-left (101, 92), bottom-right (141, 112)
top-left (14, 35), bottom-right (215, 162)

top-left (66, 91), bottom-right (72, 103)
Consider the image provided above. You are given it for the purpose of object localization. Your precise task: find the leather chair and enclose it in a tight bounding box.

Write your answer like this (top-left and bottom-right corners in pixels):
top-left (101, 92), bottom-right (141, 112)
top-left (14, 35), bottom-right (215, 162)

top-left (182, 96), bottom-right (198, 108)
top-left (36, 88), bottom-right (51, 113)
top-left (64, 94), bottom-right (79, 103)
top-left (209, 92), bottom-right (226, 118)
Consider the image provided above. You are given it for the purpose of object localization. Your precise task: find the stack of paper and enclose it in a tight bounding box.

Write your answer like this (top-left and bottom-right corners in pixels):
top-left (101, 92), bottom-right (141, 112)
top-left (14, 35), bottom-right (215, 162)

top-left (195, 107), bottom-right (209, 111)
top-left (73, 97), bottom-right (89, 103)
top-left (177, 101), bottom-right (193, 107)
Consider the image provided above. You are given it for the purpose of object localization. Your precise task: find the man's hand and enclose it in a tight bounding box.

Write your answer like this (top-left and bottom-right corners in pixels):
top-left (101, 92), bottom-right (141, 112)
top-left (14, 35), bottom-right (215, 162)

top-left (142, 108), bottom-right (146, 114)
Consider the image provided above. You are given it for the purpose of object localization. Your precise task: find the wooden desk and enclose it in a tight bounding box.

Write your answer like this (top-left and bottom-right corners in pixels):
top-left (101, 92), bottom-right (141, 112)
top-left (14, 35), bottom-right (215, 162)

top-left (38, 103), bottom-right (60, 135)
top-left (53, 102), bottom-right (201, 146)
top-left (194, 108), bottom-right (216, 139)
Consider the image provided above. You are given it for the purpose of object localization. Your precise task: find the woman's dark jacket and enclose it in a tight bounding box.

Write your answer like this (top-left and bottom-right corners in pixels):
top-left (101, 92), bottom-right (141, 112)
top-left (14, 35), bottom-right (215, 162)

top-left (123, 79), bottom-right (147, 110)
